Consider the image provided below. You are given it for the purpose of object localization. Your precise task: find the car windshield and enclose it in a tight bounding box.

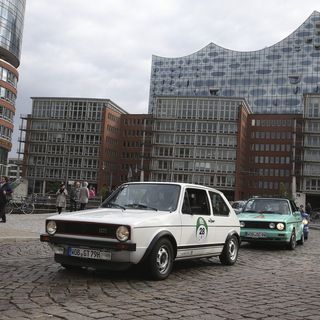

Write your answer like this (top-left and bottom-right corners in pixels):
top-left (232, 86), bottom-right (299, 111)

top-left (101, 183), bottom-right (181, 212)
top-left (242, 199), bottom-right (290, 215)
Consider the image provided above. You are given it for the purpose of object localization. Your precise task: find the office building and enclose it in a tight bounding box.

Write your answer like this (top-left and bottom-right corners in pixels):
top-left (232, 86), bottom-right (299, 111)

top-left (150, 96), bottom-right (251, 199)
top-left (0, 0), bottom-right (26, 166)
top-left (20, 97), bottom-right (128, 193)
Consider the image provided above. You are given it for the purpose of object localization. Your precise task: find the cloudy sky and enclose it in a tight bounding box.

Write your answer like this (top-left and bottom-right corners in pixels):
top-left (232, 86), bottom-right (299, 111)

top-left (11, 0), bottom-right (320, 155)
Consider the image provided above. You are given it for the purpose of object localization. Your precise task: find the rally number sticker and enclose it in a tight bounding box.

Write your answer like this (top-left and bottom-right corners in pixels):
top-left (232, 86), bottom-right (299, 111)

top-left (196, 217), bottom-right (208, 241)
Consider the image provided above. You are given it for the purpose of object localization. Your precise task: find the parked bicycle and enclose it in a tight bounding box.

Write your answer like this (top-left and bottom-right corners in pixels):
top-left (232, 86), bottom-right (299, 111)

top-left (5, 196), bottom-right (35, 214)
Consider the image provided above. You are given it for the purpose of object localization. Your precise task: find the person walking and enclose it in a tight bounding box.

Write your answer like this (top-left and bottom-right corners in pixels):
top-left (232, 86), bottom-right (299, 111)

top-left (0, 177), bottom-right (12, 223)
top-left (56, 183), bottom-right (68, 214)
top-left (69, 181), bottom-right (80, 212)
top-left (79, 181), bottom-right (89, 210)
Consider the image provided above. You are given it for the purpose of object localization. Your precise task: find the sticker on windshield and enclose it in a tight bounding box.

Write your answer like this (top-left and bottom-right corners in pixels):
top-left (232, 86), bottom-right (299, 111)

top-left (196, 217), bottom-right (208, 241)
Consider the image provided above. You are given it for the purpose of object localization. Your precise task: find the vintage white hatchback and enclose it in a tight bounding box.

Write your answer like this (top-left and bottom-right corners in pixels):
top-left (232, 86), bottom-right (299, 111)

top-left (40, 182), bottom-right (240, 280)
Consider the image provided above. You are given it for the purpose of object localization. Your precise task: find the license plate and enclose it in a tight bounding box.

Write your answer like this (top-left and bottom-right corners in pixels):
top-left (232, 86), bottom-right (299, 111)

top-left (68, 247), bottom-right (111, 260)
top-left (246, 232), bottom-right (266, 238)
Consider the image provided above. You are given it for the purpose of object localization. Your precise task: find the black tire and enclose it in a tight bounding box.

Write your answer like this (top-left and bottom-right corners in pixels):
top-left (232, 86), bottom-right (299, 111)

top-left (287, 230), bottom-right (296, 250)
top-left (5, 202), bottom-right (13, 215)
top-left (22, 203), bottom-right (34, 214)
top-left (297, 232), bottom-right (304, 245)
top-left (148, 238), bottom-right (174, 280)
top-left (219, 235), bottom-right (239, 265)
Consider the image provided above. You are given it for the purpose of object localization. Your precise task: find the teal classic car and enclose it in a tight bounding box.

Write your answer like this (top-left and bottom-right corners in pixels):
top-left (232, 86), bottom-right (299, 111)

top-left (238, 198), bottom-right (304, 250)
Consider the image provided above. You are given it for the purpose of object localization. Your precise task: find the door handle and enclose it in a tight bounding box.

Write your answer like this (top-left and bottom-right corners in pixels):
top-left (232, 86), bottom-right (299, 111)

top-left (208, 218), bottom-right (215, 223)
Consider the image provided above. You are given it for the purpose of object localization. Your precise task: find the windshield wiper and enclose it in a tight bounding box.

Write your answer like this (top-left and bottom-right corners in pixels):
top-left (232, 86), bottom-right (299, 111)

top-left (126, 203), bottom-right (158, 211)
top-left (107, 202), bottom-right (126, 210)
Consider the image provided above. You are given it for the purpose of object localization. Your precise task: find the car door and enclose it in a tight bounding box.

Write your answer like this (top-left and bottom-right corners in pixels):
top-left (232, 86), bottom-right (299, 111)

top-left (290, 200), bottom-right (303, 237)
top-left (177, 187), bottom-right (218, 259)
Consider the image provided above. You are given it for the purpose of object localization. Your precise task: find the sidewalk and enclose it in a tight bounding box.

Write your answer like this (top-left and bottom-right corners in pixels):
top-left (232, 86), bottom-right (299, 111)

top-left (0, 213), bottom-right (55, 240)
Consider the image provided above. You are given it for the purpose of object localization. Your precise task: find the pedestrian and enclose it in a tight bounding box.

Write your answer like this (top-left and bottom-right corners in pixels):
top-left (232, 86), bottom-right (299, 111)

top-left (0, 177), bottom-right (12, 223)
top-left (79, 181), bottom-right (89, 210)
top-left (69, 181), bottom-right (80, 212)
top-left (89, 186), bottom-right (96, 199)
top-left (56, 182), bottom-right (68, 214)
top-left (99, 183), bottom-right (108, 202)
top-left (306, 202), bottom-right (312, 215)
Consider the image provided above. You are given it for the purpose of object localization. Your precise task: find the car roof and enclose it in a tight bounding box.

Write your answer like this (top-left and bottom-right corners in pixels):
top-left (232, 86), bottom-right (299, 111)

top-left (122, 182), bottom-right (224, 195)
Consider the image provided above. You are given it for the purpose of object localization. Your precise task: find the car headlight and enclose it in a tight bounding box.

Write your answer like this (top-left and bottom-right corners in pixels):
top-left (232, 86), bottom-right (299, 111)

top-left (46, 220), bottom-right (57, 235)
top-left (116, 226), bottom-right (129, 242)
top-left (302, 219), bottom-right (309, 225)
top-left (276, 223), bottom-right (285, 231)
top-left (240, 221), bottom-right (245, 228)
top-left (269, 222), bottom-right (275, 229)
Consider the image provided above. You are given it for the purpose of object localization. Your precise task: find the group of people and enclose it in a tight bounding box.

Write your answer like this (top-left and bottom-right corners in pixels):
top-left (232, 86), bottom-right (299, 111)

top-left (56, 181), bottom-right (96, 214)
top-left (0, 177), bottom-right (13, 223)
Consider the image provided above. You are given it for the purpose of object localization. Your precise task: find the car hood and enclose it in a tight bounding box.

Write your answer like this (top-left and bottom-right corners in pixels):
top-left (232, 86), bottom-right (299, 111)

top-left (237, 212), bottom-right (291, 222)
top-left (46, 207), bottom-right (174, 227)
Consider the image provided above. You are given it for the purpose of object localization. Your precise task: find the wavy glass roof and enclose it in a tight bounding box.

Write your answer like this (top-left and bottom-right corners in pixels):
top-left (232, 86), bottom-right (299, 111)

top-left (148, 11), bottom-right (320, 114)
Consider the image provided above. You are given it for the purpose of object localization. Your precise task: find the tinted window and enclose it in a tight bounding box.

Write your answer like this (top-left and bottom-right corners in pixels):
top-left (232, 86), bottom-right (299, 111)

top-left (182, 188), bottom-right (210, 215)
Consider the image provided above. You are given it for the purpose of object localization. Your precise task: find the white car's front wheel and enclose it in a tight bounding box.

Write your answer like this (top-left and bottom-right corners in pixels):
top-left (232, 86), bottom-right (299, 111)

top-left (219, 235), bottom-right (239, 265)
top-left (148, 238), bottom-right (174, 280)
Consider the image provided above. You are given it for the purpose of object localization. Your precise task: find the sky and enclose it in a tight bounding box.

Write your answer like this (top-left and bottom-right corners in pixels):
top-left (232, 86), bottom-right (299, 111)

top-left (11, 0), bottom-right (320, 156)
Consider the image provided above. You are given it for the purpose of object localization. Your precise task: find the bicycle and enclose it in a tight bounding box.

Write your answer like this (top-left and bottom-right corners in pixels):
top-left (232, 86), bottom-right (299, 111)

top-left (5, 197), bottom-right (35, 214)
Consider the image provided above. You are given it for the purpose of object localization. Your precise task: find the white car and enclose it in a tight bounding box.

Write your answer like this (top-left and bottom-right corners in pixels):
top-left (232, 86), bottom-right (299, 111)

top-left (40, 182), bottom-right (240, 280)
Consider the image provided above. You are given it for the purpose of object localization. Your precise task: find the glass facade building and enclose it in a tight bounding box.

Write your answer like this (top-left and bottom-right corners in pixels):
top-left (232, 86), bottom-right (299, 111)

top-left (149, 11), bottom-right (320, 115)
top-left (0, 0), bottom-right (26, 68)
top-left (0, 0), bottom-right (25, 171)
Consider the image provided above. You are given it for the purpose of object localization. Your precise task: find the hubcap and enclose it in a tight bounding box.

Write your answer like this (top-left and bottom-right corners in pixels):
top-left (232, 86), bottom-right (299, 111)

top-left (228, 239), bottom-right (237, 261)
top-left (156, 246), bottom-right (169, 274)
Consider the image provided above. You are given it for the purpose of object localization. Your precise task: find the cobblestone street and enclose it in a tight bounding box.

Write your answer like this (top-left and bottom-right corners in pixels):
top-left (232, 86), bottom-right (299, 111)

top-left (0, 215), bottom-right (320, 320)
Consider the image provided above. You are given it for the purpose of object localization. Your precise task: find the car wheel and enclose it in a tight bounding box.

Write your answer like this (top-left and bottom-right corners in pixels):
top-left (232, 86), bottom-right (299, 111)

top-left (219, 235), bottom-right (239, 265)
top-left (297, 232), bottom-right (304, 245)
top-left (148, 238), bottom-right (173, 280)
top-left (287, 231), bottom-right (296, 250)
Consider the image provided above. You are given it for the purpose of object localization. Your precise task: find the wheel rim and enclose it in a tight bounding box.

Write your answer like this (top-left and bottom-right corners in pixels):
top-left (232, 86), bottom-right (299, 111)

top-left (291, 233), bottom-right (296, 248)
top-left (156, 246), bottom-right (170, 274)
top-left (228, 238), bottom-right (237, 261)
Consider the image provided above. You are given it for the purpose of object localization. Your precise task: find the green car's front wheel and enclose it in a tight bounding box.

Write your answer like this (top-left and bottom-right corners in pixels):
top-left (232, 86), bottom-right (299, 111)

top-left (287, 230), bottom-right (296, 250)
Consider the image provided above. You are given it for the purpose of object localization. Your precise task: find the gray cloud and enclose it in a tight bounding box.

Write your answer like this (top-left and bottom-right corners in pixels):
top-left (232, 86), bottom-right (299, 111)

top-left (11, 0), bottom-right (320, 155)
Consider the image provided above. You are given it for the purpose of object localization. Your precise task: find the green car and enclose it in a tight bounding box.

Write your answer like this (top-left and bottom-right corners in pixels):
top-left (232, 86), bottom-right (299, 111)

top-left (238, 198), bottom-right (304, 250)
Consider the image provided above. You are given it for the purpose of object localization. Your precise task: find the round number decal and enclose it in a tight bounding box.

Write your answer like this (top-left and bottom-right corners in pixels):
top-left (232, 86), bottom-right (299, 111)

top-left (196, 217), bottom-right (208, 241)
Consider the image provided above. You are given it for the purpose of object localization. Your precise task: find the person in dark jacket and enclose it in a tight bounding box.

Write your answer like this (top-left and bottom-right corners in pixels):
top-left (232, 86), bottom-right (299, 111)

top-left (0, 177), bottom-right (13, 223)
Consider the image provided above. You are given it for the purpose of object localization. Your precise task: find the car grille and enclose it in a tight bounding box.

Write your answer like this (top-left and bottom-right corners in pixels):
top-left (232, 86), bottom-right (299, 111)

top-left (55, 221), bottom-right (125, 239)
top-left (241, 221), bottom-right (282, 229)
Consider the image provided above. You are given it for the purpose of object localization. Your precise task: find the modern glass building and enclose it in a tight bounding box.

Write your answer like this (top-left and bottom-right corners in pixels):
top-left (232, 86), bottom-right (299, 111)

top-left (0, 0), bottom-right (26, 68)
top-left (149, 11), bottom-right (320, 115)
top-left (0, 0), bottom-right (26, 172)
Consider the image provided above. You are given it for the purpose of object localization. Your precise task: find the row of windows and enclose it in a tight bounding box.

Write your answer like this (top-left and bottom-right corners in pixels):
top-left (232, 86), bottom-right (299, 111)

top-left (32, 102), bottom-right (104, 121)
top-left (151, 172), bottom-right (235, 188)
top-left (155, 121), bottom-right (237, 134)
top-left (305, 101), bottom-right (320, 118)
top-left (251, 131), bottom-right (292, 139)
top-left (252, 144), bottom-right (292, 152)
top-left (252, 168), bottom-right (291, 177)
top-left (0, 104), bottom-right (13, 122)
top-left (29, 144), bottom-right (99, 157)
top-left (153, 159), bottom-right (235, 173)
top-left (29, 132), bottom-right (101, 144)
top-left (123, 129), bottom-right (149, 137)
top-left (29, 167), bottom-right (97, 181)
top-left (303, 163), bottom-right (320, 175)
top-left (154, 133), bottom-right (237, 147)
top-left (31, 121), bottom-right (101, 132)
top-left (304, 136), bottom-right (320, 147)
top-left (155, 100), bottom-right (238, 121)
top-left (28, 156), bottom-right (99, 169)
top-left (0, 85), bottom-right (15, 105)
top-left (254, 156), bottom-right (291, 164)
top-left (304, 121), bottom-right (320, 133)
top-left (123, 118), bottom-right (152, 125)
top-left (107, 113), bottom-right (120, 122)
top-left (252, 119), bottom-right (293, 127)
top-left (107, 125), bottom-right (120, 133)
top-left (0, 66), bottom-right (17, 87)
top-left (304, 149), bottom-right (320, 161)
top-left (249, 181), bottom-right (290, 190)
top-left (303, 178), bottom-right (320, 191)
top-left (0, 124), bottom-right (12, 139)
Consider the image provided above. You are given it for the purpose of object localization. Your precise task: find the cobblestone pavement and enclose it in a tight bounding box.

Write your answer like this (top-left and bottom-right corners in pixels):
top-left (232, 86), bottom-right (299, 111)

top-left (0, 216), bottom-right (320, 320)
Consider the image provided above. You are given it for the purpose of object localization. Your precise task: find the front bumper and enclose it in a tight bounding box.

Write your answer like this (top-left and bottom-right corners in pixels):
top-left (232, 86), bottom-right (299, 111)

top-left (40, 234), bottom-right (137, 269)
top-left (240, 229), bottom-right (291, 242)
